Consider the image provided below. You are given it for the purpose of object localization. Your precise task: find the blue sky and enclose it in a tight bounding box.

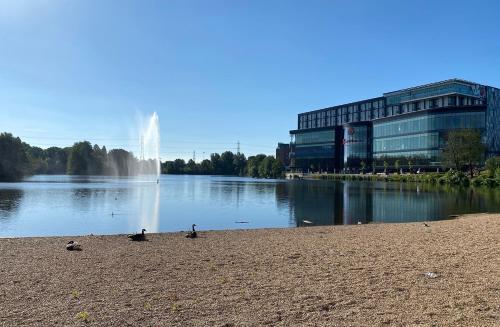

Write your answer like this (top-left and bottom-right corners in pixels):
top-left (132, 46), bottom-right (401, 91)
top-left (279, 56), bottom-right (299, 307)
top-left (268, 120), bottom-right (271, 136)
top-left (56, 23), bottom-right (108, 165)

top-left (1, 0), bottom-right (499, 161)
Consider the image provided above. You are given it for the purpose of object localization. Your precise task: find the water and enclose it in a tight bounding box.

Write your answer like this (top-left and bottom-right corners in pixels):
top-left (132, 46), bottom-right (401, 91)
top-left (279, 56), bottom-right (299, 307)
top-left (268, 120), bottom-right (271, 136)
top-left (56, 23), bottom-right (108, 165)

top-left (0, 175), bottom-right (499, 237)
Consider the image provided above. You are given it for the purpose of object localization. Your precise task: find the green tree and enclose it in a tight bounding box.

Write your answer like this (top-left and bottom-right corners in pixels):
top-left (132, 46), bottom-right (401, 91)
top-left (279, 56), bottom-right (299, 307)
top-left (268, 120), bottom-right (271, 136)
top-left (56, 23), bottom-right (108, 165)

top-left (233, 153), bottom-right (247, 176)
top-left (199, 159), bottom-right (212, 175)
top-left (407, 159), bottom-right (413, 173)
top-left (210, 153), bottom-right (222, 174)
top-left (485, 156), bottom-right (500, 178)
top-left (220, 151), bottom-right (235, 175)
top-left (271, 158), bottom-right (285, 178)
top-left (258, 156), bottom-right (274, 178)
top-left (395, 160), bottom-right (401, 174)
top-left (107, 149), bottom-right (136, 176)
top-left (67, 141), bottom-right (93, 175)
top-left (360, 161), bottom-right (366, 174)
top-left (45, 147), bottom-right (70, 174)
top-left (383, 160), bottom-right (389, 173)
top-left (24, 145), bottom-right (47, 174)
top-left (443, 129), bottom-right (485, 178)
top-left (0, 133), bottom-right (30, 181)
top-left (246, 154), bottom-right (266, 178)
top-left (185, 159), bottom-right (197, 174)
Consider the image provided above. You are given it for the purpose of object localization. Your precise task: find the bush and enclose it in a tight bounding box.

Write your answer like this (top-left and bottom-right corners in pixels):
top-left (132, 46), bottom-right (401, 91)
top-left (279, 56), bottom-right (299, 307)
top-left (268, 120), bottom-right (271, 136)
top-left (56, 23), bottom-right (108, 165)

top-left (485, 156), bottom-right (500, 177)
top-left (438, 170), bottom-right (470, 186)
top-left (471, 175), bottom-right (484, 187)
top-left (482, 178), bottom-right (498, 187)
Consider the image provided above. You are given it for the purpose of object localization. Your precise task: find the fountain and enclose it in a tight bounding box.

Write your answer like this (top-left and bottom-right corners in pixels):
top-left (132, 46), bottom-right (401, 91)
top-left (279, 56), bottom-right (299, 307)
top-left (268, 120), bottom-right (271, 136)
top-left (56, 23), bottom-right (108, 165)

top-left (138, 112), bottom-right (161, 178)
top-left (132, 112), bottom-right (161, 233)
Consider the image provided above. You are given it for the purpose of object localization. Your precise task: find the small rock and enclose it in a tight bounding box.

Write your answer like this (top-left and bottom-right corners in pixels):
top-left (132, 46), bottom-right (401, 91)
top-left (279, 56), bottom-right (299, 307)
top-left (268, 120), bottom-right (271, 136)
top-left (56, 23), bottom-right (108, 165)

top-left (424, 272), bottom-right (438, 278)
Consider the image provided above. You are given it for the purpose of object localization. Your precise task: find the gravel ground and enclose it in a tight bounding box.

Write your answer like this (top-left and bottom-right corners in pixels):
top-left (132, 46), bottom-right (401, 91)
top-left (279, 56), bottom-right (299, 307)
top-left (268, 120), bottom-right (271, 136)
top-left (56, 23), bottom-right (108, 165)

top-left (0, 213), bottom-right (499, 327)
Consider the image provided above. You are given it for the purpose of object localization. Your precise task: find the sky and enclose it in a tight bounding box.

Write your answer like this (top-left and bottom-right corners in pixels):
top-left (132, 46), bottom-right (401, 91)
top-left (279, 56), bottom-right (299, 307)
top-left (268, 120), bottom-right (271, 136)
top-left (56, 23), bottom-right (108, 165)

top-left (1, 0), bottom-right (499, 161)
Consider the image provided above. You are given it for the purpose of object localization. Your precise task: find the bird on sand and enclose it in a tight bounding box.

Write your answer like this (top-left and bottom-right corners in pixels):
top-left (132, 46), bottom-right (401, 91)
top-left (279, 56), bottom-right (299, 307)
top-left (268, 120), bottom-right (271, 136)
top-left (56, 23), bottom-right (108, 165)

top-left (423, 223), bottom-right (430, 227)
top-left (128, 229), bottom-right (147, 241)
top-left (66, 241), bottom-right (82, 251)
top-left (185, 224), bottom-right (197, 238)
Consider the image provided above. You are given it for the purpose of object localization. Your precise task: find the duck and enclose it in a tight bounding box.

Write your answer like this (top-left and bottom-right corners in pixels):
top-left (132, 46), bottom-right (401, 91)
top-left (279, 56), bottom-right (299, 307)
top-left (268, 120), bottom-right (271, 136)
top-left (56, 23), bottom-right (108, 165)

top-left (66, 240), bottom-right (82, 251)
top-left (128, 228), bottom-right (147, 241)
top-left (185, 224), bottom-right (197, 238)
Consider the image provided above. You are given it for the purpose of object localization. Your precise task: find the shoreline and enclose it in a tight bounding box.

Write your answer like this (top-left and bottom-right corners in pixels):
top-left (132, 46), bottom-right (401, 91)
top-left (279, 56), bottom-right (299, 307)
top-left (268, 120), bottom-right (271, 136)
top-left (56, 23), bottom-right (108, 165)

top-left (1, 213), bottom-right (499, 326)
top-left (0, 212), bottom-right (492, 240)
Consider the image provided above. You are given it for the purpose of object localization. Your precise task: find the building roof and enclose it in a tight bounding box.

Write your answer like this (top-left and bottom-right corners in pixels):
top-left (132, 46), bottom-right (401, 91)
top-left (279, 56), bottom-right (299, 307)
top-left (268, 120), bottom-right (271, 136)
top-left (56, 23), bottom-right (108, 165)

top-left (383, 78), bottom-right (480, 96)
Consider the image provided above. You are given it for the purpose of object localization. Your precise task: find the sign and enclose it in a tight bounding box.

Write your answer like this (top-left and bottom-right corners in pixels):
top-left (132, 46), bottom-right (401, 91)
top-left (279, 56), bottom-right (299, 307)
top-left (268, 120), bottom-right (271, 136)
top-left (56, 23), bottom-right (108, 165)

top-left (471, 84), bottom-right (486, 99)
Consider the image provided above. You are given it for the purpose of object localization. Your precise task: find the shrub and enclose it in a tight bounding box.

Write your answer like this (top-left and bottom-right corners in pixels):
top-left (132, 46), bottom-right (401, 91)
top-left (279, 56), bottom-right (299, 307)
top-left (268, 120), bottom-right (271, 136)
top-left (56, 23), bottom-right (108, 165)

top-left (485, 156), bottom-right (500, 178)
top-left (438, 170), bottom-right (470, 186)
top-left (471, 176), bottom-right (484, 187)
top-left (76, 311), bottom-right (89, 323)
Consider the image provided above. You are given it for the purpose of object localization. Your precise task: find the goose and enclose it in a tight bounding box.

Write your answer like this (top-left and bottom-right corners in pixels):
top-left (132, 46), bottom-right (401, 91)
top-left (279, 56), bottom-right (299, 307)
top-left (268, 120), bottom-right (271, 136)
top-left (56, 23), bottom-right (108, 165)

top-left (66, 241), bottom-right (82, 251)
top-left (185, 224), bottom-right (197, 238)
top-left (128, 228), bottom-right (147, 241)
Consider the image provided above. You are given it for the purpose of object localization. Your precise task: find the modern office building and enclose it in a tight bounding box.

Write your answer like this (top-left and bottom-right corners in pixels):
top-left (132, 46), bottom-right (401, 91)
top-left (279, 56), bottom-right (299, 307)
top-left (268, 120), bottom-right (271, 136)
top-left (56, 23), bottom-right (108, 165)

top-left (275, 143), bottom-right (291, 168)
top-left (289, 79), bottom-right (500, 172)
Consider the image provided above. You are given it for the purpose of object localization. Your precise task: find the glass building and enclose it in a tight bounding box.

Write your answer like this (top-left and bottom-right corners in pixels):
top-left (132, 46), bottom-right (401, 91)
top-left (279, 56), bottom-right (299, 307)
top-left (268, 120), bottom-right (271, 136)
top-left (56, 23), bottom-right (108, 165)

top-left (289, 79), bottom-right (500, 172)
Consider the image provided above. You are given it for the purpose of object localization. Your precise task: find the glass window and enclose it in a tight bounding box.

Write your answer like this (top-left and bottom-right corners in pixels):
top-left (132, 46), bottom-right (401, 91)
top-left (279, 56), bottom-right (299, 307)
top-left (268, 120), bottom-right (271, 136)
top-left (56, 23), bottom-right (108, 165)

top-left (373, 111), bottom-right (486, 138)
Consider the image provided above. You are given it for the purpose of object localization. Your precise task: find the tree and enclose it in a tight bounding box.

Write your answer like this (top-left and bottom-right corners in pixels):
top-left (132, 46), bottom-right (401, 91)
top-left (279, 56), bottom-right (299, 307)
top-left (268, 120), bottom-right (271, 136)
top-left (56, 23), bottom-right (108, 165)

top-left (360, 161), bottom-right (366, 174)
top-left (67, 141), bottom-right (93, 175)
top-left (210, 153), bottom-right (222, 174)
top-left (383, 160), bottom-right (389, 173)
top-left (0, 133), bottom-right (29, 181)
top-left (246, 154), bottom-right (266, 178)
top-left (407, 159), bottom-right (413, 174)
top-left (45, 147), bottom-right (70, 174)
top-left (220, 151), bottom-right (235, 175)
top-left (443, 129), bottom-right (485, 178)
top-left (271, 158), bottom-right (285, 178)
top-left (107, 149), bottom-right (136, 176)
top-left (199, 159), bottom-right (212, 175)
top-left (258, 156), bottom-right (274, 178)
top-left (395, 160), bottom-right (401, 174)
top-left (185, 159), bottom-right (197, 174)
top-left (233, 153), bottom-right (247, 176)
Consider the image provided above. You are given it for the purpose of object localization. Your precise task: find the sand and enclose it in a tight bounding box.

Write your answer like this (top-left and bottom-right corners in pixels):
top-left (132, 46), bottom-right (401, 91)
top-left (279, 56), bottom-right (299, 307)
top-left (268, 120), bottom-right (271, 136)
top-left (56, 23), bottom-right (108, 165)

top-left (0, 214), bottom-right (499, 327)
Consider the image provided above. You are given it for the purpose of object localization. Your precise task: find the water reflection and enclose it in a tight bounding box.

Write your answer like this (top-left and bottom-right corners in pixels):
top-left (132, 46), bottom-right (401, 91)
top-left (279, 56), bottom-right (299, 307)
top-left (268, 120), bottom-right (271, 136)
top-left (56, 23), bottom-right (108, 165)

top-left (0, 175), bottom-right (499, 237)
top-left (278, 180), bottom-right (500, 226)
top-left (137, 183), bottom-right (160, 233)
top-left (0, 189), bottom-right (24, 218)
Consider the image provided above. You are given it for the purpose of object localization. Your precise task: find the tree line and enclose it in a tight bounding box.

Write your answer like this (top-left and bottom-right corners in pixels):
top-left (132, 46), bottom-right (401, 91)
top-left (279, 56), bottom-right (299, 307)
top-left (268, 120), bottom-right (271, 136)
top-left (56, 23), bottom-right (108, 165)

top-left (0, 133), bottom-right (154, 181)
top-left (161, 152), bottom-right (284, 178)
top-left (0, 133), bottom-right (284, 181)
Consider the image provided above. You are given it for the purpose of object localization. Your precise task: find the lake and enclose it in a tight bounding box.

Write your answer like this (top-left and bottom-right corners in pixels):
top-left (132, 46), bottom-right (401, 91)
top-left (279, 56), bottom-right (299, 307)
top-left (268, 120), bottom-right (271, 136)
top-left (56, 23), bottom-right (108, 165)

top-left (0, 175), bottom-right (499, 237)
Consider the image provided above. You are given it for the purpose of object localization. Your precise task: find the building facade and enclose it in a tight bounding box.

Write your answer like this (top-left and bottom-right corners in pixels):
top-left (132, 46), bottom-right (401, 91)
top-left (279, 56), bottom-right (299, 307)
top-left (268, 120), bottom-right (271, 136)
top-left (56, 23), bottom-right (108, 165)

top-left (289, 79), bottom-right (500, 172)
top-left (275, 143), bottom-right (291, 168)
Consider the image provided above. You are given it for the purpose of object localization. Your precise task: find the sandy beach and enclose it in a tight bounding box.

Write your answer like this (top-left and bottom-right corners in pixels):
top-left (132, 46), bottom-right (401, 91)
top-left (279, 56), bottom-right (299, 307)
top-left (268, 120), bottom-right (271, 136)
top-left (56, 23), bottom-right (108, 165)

top-left (0, 214), bottom-right (499, 326)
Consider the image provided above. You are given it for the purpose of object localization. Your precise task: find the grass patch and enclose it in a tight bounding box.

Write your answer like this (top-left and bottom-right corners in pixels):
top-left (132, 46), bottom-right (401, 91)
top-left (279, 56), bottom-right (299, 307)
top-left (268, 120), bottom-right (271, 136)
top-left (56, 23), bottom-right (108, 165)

top-left (76, 311), bottom-right (89, 323)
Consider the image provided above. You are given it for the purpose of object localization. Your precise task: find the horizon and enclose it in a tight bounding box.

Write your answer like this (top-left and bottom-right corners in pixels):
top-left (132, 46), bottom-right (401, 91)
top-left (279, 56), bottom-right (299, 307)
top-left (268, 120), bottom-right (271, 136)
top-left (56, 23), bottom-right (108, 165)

top-left (1, 0), bottom-right (500, 161)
